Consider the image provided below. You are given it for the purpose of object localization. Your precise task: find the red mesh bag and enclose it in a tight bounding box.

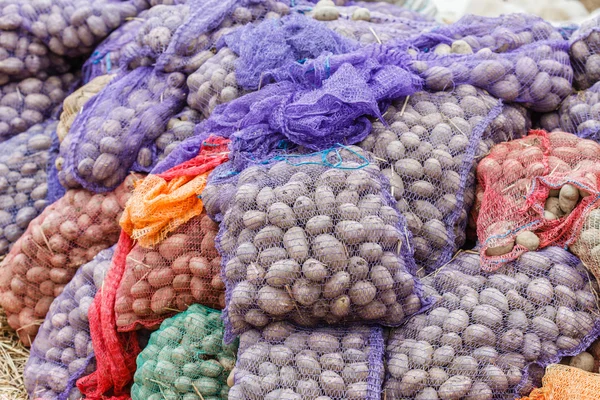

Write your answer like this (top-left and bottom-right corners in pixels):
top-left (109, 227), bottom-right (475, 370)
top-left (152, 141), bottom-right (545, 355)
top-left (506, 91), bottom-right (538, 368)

top-left (473, 130), bottom-right (600, 273)
top-left (0, 174), bottom-right (140, 346)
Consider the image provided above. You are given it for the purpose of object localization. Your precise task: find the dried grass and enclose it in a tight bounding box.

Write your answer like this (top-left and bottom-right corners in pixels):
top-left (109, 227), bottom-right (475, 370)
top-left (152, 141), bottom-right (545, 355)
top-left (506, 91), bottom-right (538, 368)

top-left (0, 310), bottom-right (28, 400)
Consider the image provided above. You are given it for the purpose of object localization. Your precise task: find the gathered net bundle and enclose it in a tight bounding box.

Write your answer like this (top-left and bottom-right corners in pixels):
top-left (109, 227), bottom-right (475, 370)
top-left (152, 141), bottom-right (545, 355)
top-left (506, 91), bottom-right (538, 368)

top-left (518, 364), bottom-right (600, 400)
top-left (229, 321), bottom-right (384, 400)
top-left (112, 137), bottom-right (230, 330)
top-left (56, 74), bottom-right (115, 142)
top-left (0, 0), bottom-right (148, 59)
top-left (0, 174), bottom-right (139, 346)
top-left (23, 247), bottom-right (113, 400)
top-left (570, 15), bottom-right (600, 90)
top-left (57, 67), bottom-right (188, 192)
top-left (473, 130), bottom-right (600, 272)
top-left (131, 303), bottom-right (237, 400)
top-left (0, 71), bottom-right (78, 140)
top-left (384, 248), bottom-right (600, 400)
top-left (0, 119), bottom-right (58, 256)
top-left (215, 145), bottom-right (429, 342)
top-left (358, 85), bottom-right (529, 273)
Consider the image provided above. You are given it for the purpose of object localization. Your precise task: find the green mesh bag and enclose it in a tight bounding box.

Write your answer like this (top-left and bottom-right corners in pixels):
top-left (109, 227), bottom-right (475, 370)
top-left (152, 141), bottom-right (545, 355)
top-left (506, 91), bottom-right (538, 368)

top-left (131, 304), bottom-right (237, 400)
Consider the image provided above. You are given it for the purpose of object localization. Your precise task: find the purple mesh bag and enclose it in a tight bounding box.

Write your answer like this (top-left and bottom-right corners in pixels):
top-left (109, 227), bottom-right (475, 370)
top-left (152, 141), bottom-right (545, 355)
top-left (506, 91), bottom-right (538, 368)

top-left (357, 86), bottom-right (530, 273)
top-left (570, 15), bottom-right (600, 90)
top-left (229, 321), bottom-right (385, 400)
top-left (545, 81), bottom-right (600, 141)
top-left (23, 246), bottom-right (114, 400)
top-left (46, 126), bottom-right (65, 205)
top-left (0, 119), bottom-right (59, 256)
top-left (8, 0), bottom-right (148, 58)
top-left (0, 71), bottom-right (79, 140)
top-left (383, 248), bottom-right (600, 400)
top-left (57, 67), bottom-right (188, 192)
top-left (216, 145), bottom-right (431, 342)
top-left (409, 38), bottom-right (572, 112)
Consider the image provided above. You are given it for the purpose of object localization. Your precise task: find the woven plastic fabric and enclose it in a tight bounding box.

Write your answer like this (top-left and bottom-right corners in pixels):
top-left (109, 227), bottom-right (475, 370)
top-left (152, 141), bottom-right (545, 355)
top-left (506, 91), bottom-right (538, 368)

top-left (358, 85), bottom-right (529, 273)
top-left (0, 72), bottom-right (79, 140)
top-left (518, 364), bottom-right (600, 400)
top-left (57, 67), bottom-right (188, 192)
top-left (3, 0), bottom-right (148, 58)
top-left (217, 146), bottom-right (429, 342)
top-left (57, 74), bottom-right (115, 142)
top-left (410, 38), bottom-right (572, 112)
top-left (384, 248), bottom-right (600, 400)
top-left (120, 136), bottom-right (229, 247)
top-left (570, 15), bottom-right (600, 90)
top-left (131, 304), bottom-right (237, 400)
top-left (0, 119), bottom-right (57, 256)
top-left (24, 247), bottom-right (113, 400)
top-left (0, 174), bottom-right (139, 346)
top-left (473, 130), bottom-right (600, 271)
top-left (229, 321), bottom-right (385, 400)
top-left (76, 232), bottom-right (140, 400)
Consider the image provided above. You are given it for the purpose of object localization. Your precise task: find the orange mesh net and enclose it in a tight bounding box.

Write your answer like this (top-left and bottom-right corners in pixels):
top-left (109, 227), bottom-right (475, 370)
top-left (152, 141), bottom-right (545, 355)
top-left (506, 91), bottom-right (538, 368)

top-left (119, 136), bottom-right (229, 248)
top-left (518, 364), bottom-right (600, 400)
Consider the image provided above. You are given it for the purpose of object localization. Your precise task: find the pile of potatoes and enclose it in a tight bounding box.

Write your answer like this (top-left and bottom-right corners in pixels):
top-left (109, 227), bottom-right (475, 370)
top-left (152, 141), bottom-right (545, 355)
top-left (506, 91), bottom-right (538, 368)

top-left (547, 81), bottom-right (600, 140)
top-left (1, 0), bottom-right (147, 58)
top-left (0, 174), bottom-right (138, 345)
top-left (57, 74), bottom-right (115, 142)
top-left (155, 107), bottom-right (202, 163)
top-left (358, 85), bottom-right (528, 272)
top-left (23, 247), bottom-right (112, 400)
top-left (570, 207), bottom-right (600, 284)
top-left (229, 322), bottom-right (383, 400)
top-left (219, 147), bottom-right (425, 335)
top-left (570, 15), bottom-right (600, 90)
top-left (57, 68), bottom-right (187, 191)
top-left (384, 248), bottom-right (600, 400)
top-left (187, 47), bottom-right (240, 119)
top-left (0, 71), bottom-right (78, 139)
top-left (131, 304), bottom-right (236, 400)
top-left (475, 131), bottom-right (600, 260)
top-left (0, 120), bottom-right (56, 256)
top-left (415, 41), bottom-right (572, 112)
top-left (114, 214), bottom-right (225, 331)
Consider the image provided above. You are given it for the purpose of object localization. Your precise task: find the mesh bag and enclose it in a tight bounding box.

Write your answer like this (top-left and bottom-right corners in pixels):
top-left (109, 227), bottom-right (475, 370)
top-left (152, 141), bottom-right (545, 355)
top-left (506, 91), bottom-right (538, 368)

top-left (0, 174), bottom-right (139, 346)
top-left (0, 71), bottom-right (79, 140)
top-left (76, 232), bottom-right (142, 399)
top-left (546, 81), bottom-right (600, 141)
top-left (5, 0), bottom-right (148, 58)
top-left (131, 304), bottom-right (237, 400)
top-left (0, 119), bottom-right (58, 256)
top-left (24, 246), bottom-right (113, 400)
top-left (518, 364), bottom-right (600, 400)
top-left (56, 74), bottom-right (115, 142)
top-left (473, 130), bottom-right (600, 271)
top-left (357, 85), bottom-right (529, 273)
top-left (570, 15), bottom-right (600, 90)
top-left (537, 112), bottom-right (561, 133)
top-left (156, 107), bottom-right (203, 164)
top-left (216, 145), bottom-right (429, 341)
top-left (229, 321), bottom-right (384, 400)
top-left (57, 67), bottom-right (188, 192)
top-left (383, 248), bottom-right (600, 400)
top-left (352, 1), bottom-right (437, 20)
top-left (46, 127), bottom-right (66, 206)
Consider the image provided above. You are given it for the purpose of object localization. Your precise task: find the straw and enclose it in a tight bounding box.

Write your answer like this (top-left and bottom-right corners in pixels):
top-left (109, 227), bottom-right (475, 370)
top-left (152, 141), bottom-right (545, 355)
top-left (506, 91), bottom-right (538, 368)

top-left (0, 310), bottom-right (29, 400)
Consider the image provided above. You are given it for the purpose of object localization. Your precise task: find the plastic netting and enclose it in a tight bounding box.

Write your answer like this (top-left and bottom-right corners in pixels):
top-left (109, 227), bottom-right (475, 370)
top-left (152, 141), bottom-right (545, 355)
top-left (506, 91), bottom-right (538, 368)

top-left (24, 246), bottom-right (113, 400)
top-left (409, 38), bottom-right (572, 112)
top-left (229, 321), bottom-right (385, 400)
top-left (358, 85), bottom-right (529, 273)
top-left (569, 14), bottom-right (600, 90)
top-left (0, 119), bottom-right (58, 256)
top-left (518, 364), bottom-right (600, 400)
top-left (46, 127), bottom-right (65, 206)
top-left (131, 304), bottom-right (237, 400)
top-left (214, 146), bottom-right (429, 342)
top-left (57, 67), bottom-right (187, 192)
top-left (547, 81), bottom-right (600, 141)
top-left (57, 74), bottom-right (115, 143)
top-left (156, 107), bottom-right (204, 164)
top-left (384, 248), bottom-right (600, 400)
top-left (473, 130), bottom-right (600, 271)
top-left (0, 174), bottom-right (139, 346)
top-left (1, 0), bottom-right (148, 58)
top-left (0, 72), bottom-right (79, 140)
